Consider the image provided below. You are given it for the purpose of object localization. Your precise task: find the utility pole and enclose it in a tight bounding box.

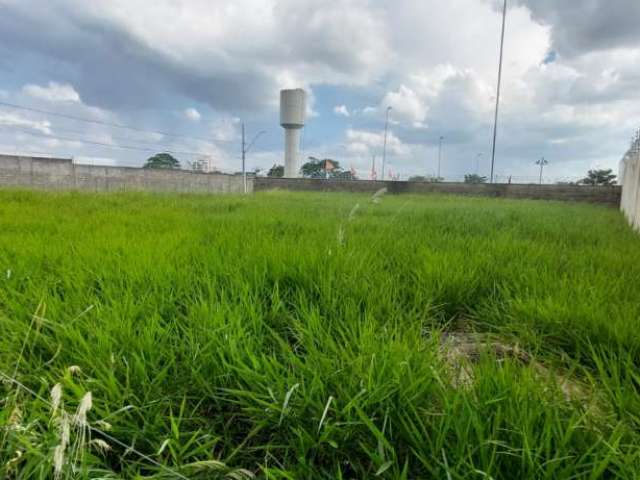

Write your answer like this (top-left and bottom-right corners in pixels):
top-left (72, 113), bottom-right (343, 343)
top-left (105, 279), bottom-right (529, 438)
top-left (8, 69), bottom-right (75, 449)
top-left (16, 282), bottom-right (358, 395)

top-left (241, 122), bottom-right (265, 194)
top-left (536, 157), bottom-right (548, 184)
top-left (438, 136), bottom-right (444, 179)
top-left (241, 122), bottom-right (246, 193)
top-left (490, 0), bottom-right (507, 183)
top-left (381, 106), bottom-right (392, 181)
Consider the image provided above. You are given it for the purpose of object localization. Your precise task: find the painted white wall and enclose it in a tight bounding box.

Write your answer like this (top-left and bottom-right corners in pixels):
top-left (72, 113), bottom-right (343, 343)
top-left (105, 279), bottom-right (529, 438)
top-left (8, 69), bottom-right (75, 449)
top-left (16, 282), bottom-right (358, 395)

top-left (620, 148), bottom-right (640, 231)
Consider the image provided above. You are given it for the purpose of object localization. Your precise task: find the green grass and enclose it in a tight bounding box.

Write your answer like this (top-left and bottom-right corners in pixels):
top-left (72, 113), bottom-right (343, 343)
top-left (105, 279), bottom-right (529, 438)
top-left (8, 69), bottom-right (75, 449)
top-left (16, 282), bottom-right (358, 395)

top-left (1, 189), bottom-right (640, 479)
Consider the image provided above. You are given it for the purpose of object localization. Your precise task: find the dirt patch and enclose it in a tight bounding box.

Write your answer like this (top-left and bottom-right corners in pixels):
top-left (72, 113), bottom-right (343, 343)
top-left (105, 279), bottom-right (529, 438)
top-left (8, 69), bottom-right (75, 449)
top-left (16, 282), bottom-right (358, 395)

top-left (439, 330), bottom-right (595, 406)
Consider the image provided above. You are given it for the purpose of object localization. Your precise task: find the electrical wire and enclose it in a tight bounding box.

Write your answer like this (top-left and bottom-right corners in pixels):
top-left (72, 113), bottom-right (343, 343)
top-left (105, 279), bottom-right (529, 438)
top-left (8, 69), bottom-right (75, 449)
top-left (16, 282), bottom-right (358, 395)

top-left (0, 100), bottom-right (234, 144)
top-left (0, 124), bottom-right (210, 157)
top-left (19, 123), bottom-right (221, 154)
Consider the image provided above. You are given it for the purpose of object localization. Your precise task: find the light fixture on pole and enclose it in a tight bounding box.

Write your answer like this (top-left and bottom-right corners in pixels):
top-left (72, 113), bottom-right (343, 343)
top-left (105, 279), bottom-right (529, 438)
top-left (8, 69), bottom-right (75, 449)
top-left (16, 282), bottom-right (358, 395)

top-left (381, 106), bottom-right (392, 181)
top-left (490, 0), bottom-right (507, 183)
top-left (535, 156), bottom-right (548, 185)
top-left (241, 123), bottom-right (266, 194)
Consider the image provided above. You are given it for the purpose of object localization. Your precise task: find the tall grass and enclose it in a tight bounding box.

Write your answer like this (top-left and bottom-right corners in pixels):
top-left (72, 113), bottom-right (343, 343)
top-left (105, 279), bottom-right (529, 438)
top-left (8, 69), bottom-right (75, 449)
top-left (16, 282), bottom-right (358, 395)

top-left (1, 189), bottom-right (639, 478)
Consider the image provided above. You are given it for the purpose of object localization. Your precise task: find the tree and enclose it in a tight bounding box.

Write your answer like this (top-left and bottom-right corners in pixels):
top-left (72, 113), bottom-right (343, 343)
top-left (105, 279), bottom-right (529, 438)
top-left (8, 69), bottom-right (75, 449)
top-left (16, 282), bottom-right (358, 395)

top-left (300, 157), bottom-right (343, 178)
top-left (144, 153), bottom-right (180, 170)
top-left (408, 175), bottom-right (428, 182)
top-left (464, 174), bottom-right (488, 184)
top-left (579, 169), bottom-right (617, 186)
top-left (408, 175), bottom-right (443, 183)
top-left (267, 164), bottom-right (284, 177)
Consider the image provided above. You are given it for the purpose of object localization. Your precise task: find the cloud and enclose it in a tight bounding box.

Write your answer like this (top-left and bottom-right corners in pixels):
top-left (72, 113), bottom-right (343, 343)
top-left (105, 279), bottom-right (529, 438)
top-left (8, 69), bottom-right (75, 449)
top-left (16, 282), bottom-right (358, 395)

top-left (381, 85), bottom-right (428, 126)
top-left (184, 107), bottom-right (201, 122)
top-left (0, 112), bottom-right (52, 134)
top-left (333, 105), bottom-right (350, 117)
top-left (345, 128), bottom-right (410, 156)
top-left (0, 0), bottom-right (390, 113)
top-left (0, 0), bottom-right (637, 180)
top-left (22, 82), bottom-right (81, 103)
top-left (515, 0), bottom-right (640, 57)
top-left (209, 117), bottom-right (240, 143)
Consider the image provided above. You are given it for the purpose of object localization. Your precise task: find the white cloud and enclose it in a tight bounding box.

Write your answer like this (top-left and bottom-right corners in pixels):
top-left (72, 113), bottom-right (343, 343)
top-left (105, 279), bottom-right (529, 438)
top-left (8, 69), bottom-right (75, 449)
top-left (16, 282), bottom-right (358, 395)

top-left (184, 107), bottom-right (201, 122)
top-left (345, 128), bottom-right (410, 156)
top-left (333, 105), bottom-right (350, 117)
top-left (0, 112), bottom-right (51, 134)
top-left (381, 85), bottom-right (427, 125)
top-left (1, 0), bottom-right (637, 178)
top-left (22, 81), bottom-right (81, 103)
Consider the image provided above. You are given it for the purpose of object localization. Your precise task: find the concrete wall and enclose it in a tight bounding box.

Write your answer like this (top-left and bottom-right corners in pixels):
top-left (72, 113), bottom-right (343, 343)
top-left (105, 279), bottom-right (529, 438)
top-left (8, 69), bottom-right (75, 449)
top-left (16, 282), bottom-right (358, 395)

top-left (0, 154), bottom-right (248, 193)
top-left (620, 148), bottom-right (640, 231)
top-left (255, 177), bottom-right (621, 205)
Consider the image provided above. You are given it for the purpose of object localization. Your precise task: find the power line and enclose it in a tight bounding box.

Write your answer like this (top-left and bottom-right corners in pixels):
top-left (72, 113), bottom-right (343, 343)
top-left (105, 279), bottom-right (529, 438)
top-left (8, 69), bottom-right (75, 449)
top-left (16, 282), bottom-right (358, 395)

top-left (19, 123), bottom-right (218, 153)
top-left (0, 100), bottom-right (234, 144)
top-left (0, 124), bottom-right (209, 157)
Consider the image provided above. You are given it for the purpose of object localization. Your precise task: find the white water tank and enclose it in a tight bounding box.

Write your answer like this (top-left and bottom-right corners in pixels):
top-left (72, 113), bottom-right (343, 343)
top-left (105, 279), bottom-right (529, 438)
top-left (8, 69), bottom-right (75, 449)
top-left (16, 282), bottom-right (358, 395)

top-left (280, 89), bottom-right (306, 177)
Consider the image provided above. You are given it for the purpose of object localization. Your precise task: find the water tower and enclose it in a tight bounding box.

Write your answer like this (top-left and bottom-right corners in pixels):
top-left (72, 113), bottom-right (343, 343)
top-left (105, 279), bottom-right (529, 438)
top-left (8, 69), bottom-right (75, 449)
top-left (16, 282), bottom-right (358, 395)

top-left (280, 89), bottom-right (306, 177)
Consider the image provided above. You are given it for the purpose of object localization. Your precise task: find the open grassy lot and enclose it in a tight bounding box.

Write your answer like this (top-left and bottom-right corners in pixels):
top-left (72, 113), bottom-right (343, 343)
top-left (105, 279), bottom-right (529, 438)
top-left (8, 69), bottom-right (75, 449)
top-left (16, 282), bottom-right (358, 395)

top-left (1, 189), bottom-right (640, 479)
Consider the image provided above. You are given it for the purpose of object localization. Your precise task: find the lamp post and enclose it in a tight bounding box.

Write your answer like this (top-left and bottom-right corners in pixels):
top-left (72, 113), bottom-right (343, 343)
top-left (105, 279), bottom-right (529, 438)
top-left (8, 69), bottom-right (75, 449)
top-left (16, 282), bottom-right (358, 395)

top-left (490, 0), bottom-right (507, 183)
top-left (381, 106), bottom-right (392, 181)
top-left (241, 123), bottom-right (265, 194)
top-left (535, 157), bottom-right (548, 184)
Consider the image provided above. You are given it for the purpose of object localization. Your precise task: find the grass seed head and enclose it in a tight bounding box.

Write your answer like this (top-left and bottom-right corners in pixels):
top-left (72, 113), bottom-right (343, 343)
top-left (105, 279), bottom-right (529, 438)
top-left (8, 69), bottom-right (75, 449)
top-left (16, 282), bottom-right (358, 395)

top-left (94, 420), bottom-right (112, 431)
top-left (50, 383), bottom-right (62, 415)
top-left (73, 392), bottom-right (92, 427)
top-left (53, 444), bottom-right (66, 480)
top-left (58, 415), bottom-right (70, 447)
top-left (89, 439), bottom-right (111, 455)
top-left (67, 365), bottom-right (82, 376)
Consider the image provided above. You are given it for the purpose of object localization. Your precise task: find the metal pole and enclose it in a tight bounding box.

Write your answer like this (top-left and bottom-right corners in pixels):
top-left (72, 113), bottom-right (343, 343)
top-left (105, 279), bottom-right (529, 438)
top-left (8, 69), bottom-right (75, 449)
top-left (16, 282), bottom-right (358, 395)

top-left (382, 106), bottom-right (391, 181)
top-left (490, 0), bottom-right (507, 184)
top-left (438, 136), bottom-right (443, 179)
top-left (371, 154), bottom-right (376, 180)
top-left (241, 122), bottom-right (247, 194)
top-left (539, 157), bottom-right (544, 185)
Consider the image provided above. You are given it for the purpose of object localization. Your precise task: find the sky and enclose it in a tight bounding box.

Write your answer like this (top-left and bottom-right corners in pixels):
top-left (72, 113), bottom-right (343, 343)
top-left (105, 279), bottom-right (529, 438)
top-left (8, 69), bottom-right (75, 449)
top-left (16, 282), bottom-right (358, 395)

top-left (0, 0), bottom-right (638, 182)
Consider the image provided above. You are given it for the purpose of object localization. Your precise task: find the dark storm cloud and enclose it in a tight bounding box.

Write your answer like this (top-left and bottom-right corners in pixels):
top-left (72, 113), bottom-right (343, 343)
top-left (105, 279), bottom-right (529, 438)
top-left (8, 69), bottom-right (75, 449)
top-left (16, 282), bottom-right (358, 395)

top-left (517, 0), bottom-right (640, 56)
top-left (0, 2), bottom-right (276, 112)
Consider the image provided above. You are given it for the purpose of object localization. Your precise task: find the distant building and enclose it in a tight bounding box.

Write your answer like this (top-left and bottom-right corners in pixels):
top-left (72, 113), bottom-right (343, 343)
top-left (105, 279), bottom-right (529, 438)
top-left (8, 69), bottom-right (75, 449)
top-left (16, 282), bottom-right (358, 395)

top-left (191, 155), bottom-right (213, 173)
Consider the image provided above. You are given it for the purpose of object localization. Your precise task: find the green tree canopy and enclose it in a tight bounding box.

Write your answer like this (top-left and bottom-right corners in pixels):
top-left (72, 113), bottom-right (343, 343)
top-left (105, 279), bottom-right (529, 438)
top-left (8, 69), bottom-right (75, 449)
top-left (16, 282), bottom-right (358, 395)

top-left (144, 153), bottom-right (180, 170)
top-left (267, 164), bottom-right (284, 177)
top-left (579, 169), bottom-right (616, 186)
top-left (408, 175), bottom-right (443, 183)
top-left (464, 174), bottom-right (488, 184)
top-left (300, 157), bottom-right (343, 178)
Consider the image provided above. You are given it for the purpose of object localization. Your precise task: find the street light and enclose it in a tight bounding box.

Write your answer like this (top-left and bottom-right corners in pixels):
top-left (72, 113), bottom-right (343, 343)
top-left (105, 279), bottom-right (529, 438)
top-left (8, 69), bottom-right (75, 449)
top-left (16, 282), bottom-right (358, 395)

top-left (438, 136), bottom-right (444, 179)
top-left (381, 106), bottom-right (392, 181)
top-left (535, 157), bottom-right (548, 184)
top-left (490, 0), bottom-right (507, 183)
top-left (242, 122), bottom-right (266, 194)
